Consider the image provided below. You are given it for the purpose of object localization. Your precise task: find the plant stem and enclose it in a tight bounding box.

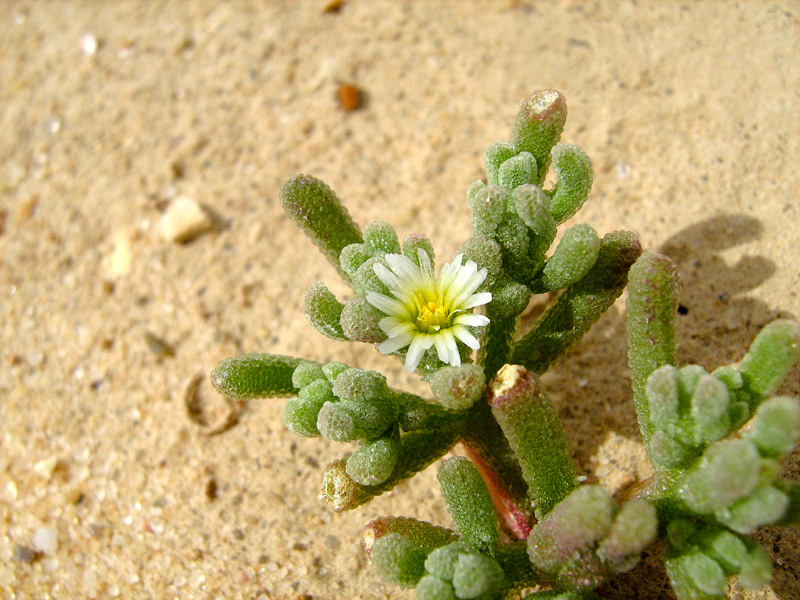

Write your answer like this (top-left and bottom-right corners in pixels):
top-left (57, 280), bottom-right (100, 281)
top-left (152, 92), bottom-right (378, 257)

top-left (461, 399), bottom-right (533, 539)
top-left (510, 230), bottom-right (641, 374)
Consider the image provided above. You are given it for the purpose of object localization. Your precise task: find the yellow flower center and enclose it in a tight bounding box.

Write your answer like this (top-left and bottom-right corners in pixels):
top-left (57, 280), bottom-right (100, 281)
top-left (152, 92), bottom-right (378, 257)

top-left (415, 297), bottom-right (450, 333)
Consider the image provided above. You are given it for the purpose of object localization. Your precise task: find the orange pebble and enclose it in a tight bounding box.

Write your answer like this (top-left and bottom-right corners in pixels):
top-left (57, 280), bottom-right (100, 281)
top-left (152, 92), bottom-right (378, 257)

top-left (336, 83), bottom-right (363, 112)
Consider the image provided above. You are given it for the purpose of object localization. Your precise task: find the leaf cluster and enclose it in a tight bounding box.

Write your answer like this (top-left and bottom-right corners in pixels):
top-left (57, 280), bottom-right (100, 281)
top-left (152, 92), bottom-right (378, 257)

top-left (209, 92), bottom-right (800, 600)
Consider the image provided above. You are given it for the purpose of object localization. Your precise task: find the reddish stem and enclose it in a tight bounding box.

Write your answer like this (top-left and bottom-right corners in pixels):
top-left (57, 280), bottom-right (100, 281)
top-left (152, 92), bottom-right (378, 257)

top-left (462, 441), bottom-right (532, 539)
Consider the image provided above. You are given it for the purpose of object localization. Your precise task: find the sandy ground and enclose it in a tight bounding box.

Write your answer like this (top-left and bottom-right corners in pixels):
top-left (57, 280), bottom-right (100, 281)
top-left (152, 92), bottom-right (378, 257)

top-left (1, 1), bottom-right (799, 599)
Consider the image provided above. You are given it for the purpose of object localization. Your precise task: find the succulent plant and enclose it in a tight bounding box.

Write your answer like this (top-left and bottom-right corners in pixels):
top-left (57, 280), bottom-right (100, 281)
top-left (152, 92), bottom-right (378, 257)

top-left (210, 91), bottom-right (799, 600)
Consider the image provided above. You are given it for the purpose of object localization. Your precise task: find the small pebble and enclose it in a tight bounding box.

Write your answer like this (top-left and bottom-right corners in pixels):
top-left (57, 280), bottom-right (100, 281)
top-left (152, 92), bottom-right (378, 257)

top-left (189, 570), bottom-right (206, 588)
top-left (3, 480), bottom-right (18, 502)
top-left (323, 0), bottom-right (345, 12)
top-left (33, 456), bottom-right (59, 480)
top-left (46, 118), bottom-right (62, 134)
top-left (81, 33), bottom-right (98, 55)
top-left (104, 230), bottom-right (133, 278)
top-left (159, 196), bottom-right (213, 243)
top-left (615, 159), bottom-right (632, 180)
top-left (205, 477), bottom-right (219, 500)
top-left (28, 350), bottom-right (44, 366)
top-left (13, 546), bottom-right (40, 563)
top-left (144, 332), bottom-right (175, 357)
top-left (32, 526), bottom-right (58, 555)
top-left (17, 194), bottom-right (38, 221)
top-left (336, 83), bottom-right (363, 112)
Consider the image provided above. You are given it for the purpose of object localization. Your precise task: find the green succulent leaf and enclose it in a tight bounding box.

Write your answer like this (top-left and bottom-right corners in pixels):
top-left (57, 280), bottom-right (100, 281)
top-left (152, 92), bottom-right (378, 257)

top-left (346, 433), bottom-right (400, 486)
top-left (547, 143), bottom-right (593, 225)
top-left (498, 151), bottom-right (537, 191)
top-left (437, 457), bottom-right (499, 556)
top-left (738, 319), bottom-right (800, 405)
top-left (280, 175), bottom-right (362, 281)
top-left (537, 222), bottom-right (600, 291)
top-left (626, 252), bottom-right (680, 450)
top-left (489, 365), bottom-right (576, 518)
top-left (364, 517), bottom-right (458, 558)
top-left (304, 281), bottom-right (347, 341)
top-left (511, 90), bottom-right (567, 186)
top-left (468, 185), bottom-right (510, 237)
top-left (743, 395), bottom-right (800, 458)
top-left (340, 242), bottom-right (372, 281)
top-left (364, 220), bottom-right (402, 256)
top-left (371, 533), bottom-right (428, 589)
top-left (484, 141), bottom-right (517, 186)
top-left (211, 353), bottom-right (301, 400)
top-left (416, 575), bottom-right (458, 600)
top-left (403, 233), bottom-right (436, 267)
top-left (679, 438), bottom-right (760, 514)
top-left (283, 394), bottom-right (325, 437)
top-left (427, 364), bottom-right (487, 412)
top-left (340, 297), bottom-right (386, 343)
top-left (451, 553), bottom-right (505, 599)
top-left (665, 549), bottom-right (727, 600)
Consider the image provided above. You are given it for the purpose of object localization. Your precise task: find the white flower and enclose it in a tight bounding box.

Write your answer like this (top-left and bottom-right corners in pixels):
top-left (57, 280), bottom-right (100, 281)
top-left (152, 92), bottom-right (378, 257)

top-left (366, 249), bottom-right (492, 373)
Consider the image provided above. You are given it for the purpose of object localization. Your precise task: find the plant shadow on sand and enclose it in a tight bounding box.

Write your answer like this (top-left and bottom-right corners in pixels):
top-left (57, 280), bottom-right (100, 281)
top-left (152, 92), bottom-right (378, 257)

top-left (521, 214), bottom-right (799, 600)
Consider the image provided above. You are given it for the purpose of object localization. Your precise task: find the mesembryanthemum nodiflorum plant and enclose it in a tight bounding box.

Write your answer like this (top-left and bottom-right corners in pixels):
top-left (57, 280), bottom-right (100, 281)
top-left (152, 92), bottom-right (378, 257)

top-left (210, 90), bottom-right (800, 600)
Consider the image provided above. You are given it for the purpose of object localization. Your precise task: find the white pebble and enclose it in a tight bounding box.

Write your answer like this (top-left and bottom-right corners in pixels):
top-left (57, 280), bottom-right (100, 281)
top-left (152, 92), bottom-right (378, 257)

top-left (3, 480), bottom-right (18, 502)
top-left (29, 350), bottom-right (44, 366)
top-left (33, 526), bottom-right (58, 555)
top-left (33, 456), bottom-right (59, 479)
top-left (189, 570), bottom-right (206, 588)
top-left (159, 196), bottom-right (213, 243)
top-left (46, 118), bottom-right (62, 134)
top-left (615, 159), bottom-right (632, 180)
top-left (104, 230), bottom-right (134, 277)
top-left (81, 33), bottom-right (98, 55)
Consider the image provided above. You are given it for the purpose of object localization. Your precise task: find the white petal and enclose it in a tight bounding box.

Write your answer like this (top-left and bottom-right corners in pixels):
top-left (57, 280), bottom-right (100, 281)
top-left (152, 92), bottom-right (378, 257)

top-left (379, 316), bottom-right (403, 330)
top-left (366, 291), bottom-right (409, 318)
top-left (446, 265), bottom-right (487, 308)
top-left (385, 253), bottom-right (420, 282)
top-left (467, 265), bottom-right (489, 291)
top-left (373, 262), bottom-right (403, 290)
top-left (452, 260), bottom-right (478, 290)
top-left (369, 250), bottom-right (496, 373)
top-left (451, 324), bottom-right (480, 350)
top-left (439, 328), bottom-right (461, 366)
top-left (417, 248), bottom-right (434, 276)
top-left (449, 253), bottom-right (464, 271)
top-left (461, 291), bottom-right (493, 310)
top-left (454, 313), bottom-right (490, 327)
top-left (404, 335), bottom-right (428, 372)
top-left (438, 254), bottom-right (463, 288)
top-left (383, 319), bottom-right (416, 338)
top-left (378, 332), bottom-right (414, 355)
top-left (433, 334), bottom-right (451, 363)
